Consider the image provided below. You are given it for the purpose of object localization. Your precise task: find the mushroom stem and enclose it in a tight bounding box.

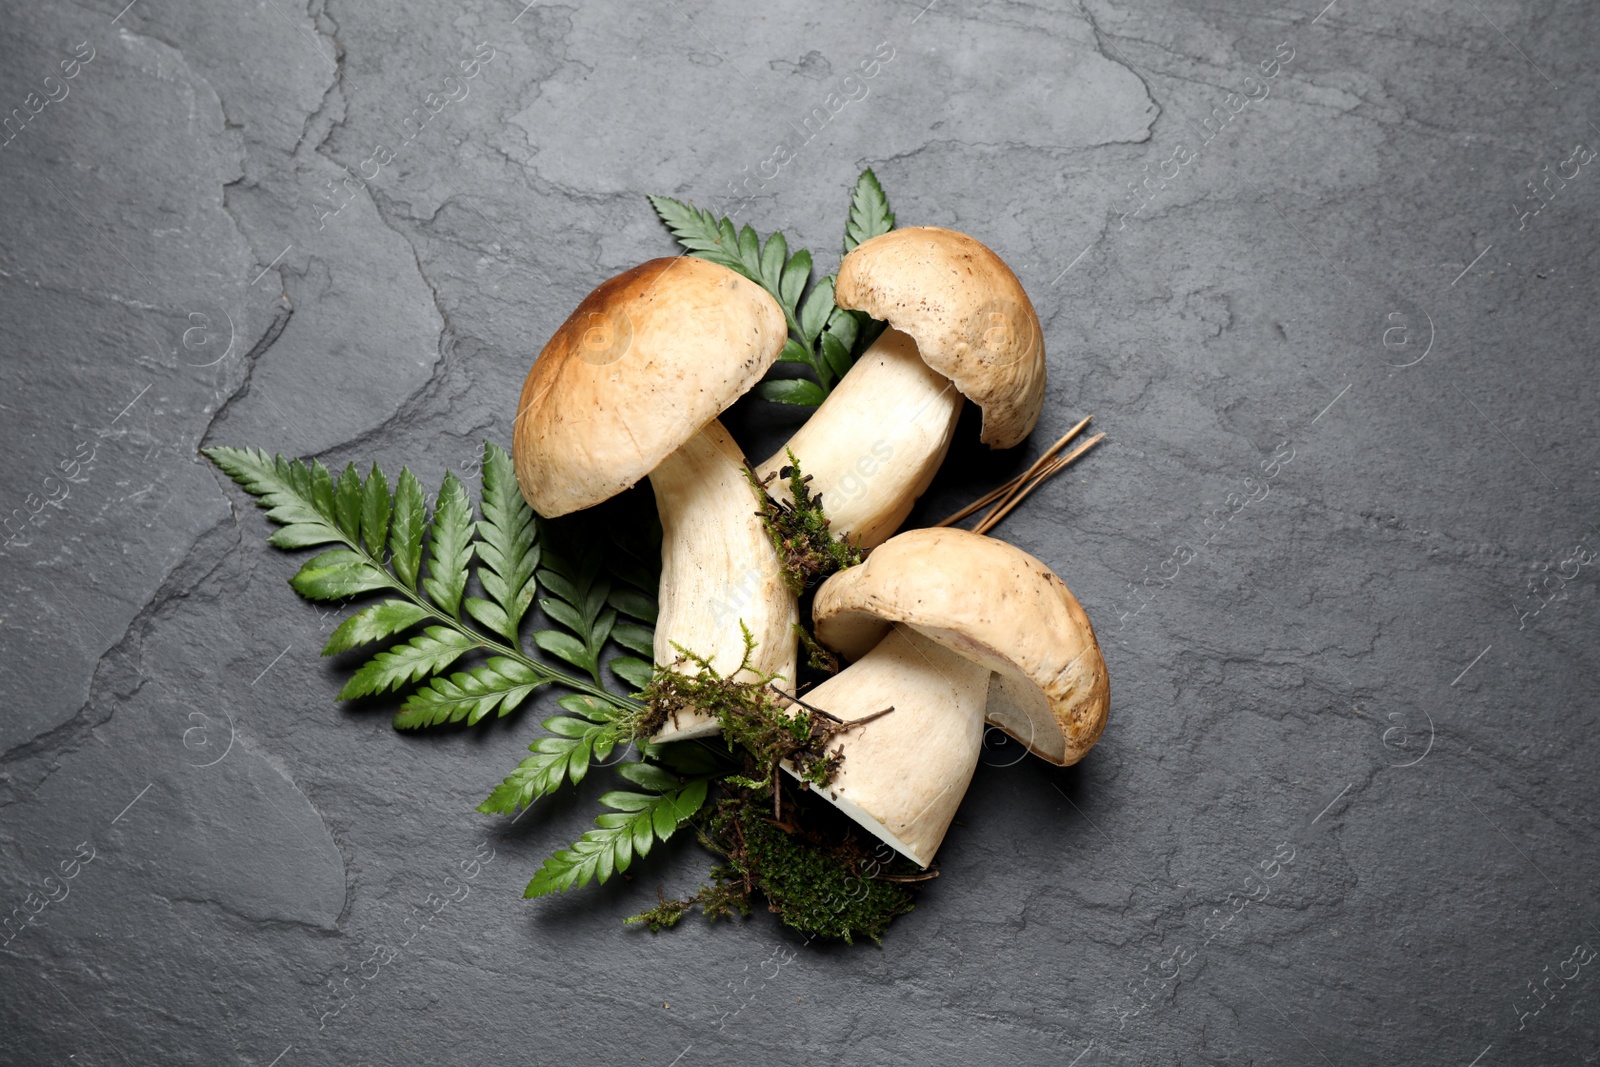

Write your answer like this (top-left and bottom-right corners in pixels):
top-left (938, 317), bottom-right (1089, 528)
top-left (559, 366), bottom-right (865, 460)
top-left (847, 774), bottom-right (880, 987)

top-left (754, 328), bottom-right (962, 550)
top-left (648, 419), bottom-right (797, 742)
top-left (789, 625), bottom-right (990, 867)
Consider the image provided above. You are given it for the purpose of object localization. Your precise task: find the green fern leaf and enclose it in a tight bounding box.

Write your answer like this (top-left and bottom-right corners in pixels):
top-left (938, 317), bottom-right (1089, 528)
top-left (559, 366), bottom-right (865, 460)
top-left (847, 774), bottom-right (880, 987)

top-left (361, 463), bottom-right (392, 559)
top-left (757, 379), bottom-right (827, 406)
top-left (736, 223), bottom-right (761, 274)
top-left (333, 463), bottom-right (362, 541)
top-left (646, 195), bottom-right (745, 272)
top-left (536, 543), bottom-right (614, 683)
top-left (389, 469), bottom-right (426, 591)
top-left (823, 305), bottom-right (860, 354)
top-left (423, 472), bottom-right (473, 617)
top-left (288, 549), bottom-right (389, 601)
top-left (609, 622), bottom-right (654, 657)
top-left (476, 696), bottom-right (624, 815)
top-left (474, 442), bottom-right (539, 643)
top-left (308, 460), bottom-right (337, 524)
top-left (322, 600), bottom-right (428, 655)
top-left (523, 772), bottom-right (710, 897)
top-left (393, 657), bottom-right (545, 729)
top-left (608, 656), bottom-right (654, 691)
top-left (758, 230), bottom-right (788, 292)
top-left (605, 587), bottom-right (657, 624)
top-left (797, 276), bottom-right (835, 347)
top-left (843, 167), bottom-right (895, 252)
top-left (819, 330), bottom-right (852, 383)
top-left (265, 523), bottom-right (341, 549)
top-left (201, 447), bottom-right (342, 540)
top-left (778, 249), bottom-right (812, 319)
top-left (337, 626), bottom-right (477, 700)
top-left (203, 447), bottom-right (630, 747)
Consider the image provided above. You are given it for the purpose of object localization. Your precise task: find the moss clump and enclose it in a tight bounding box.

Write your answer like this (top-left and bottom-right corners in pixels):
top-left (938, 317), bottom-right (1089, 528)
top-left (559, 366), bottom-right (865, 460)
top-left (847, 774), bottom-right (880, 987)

top-left (795, 623), bottom-right (840, 675)
top-left (624, 891), bottom-right (699, 933)
top-left (629, 791), bottom-right (920, 944)
top-left (628, 633), bottom-right (923, 943)
top-left (625, 867), bottom-right (750, 932)
top-left (748, 452), bottom-right (863, 595)
top-left (707, 796), bottom-right (917, 943)
top-left (639, 628), bottom-right (841, 790)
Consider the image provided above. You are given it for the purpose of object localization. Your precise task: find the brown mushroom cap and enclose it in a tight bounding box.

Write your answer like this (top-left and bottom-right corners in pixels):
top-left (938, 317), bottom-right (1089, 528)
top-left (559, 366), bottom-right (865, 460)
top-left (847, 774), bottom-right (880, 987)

top-left (834, 227), bottom-right (1045, 450)
top-left (812, 527), bottom-right (1108, 765)
top-left (513, 257), bottom-right (787, 516)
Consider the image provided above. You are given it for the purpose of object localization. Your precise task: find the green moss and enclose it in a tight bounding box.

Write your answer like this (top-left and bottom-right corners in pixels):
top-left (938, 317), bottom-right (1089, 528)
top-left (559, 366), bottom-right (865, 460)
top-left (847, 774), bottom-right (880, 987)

top-left (794, 623), bottom-right (840, 675)
top-left (629, 633), bottom-right (923, 943)
top-left (624, 891), bottom-right (699, 932)
top-left (628, 792), bottom-right (918, 944)
top-left (626, 868), bottom-right (751, 933)
top-left (639, 627), bottom-right (840, 789)
top-left (748, 452), bottom-right (863, 595)
top-left (710, 797), bottom-right (916, 943)
top-left (626, 479), bottom-right (918, 944)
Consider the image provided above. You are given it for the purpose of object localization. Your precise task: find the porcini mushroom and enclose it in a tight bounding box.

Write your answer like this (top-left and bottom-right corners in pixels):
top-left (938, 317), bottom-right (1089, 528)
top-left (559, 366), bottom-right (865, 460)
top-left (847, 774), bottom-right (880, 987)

top-left (513, 257), bottom-right (795, 742)
top-left (796, 527), bottom-right (1108, 866)
top-left (754, 227), bottom-right (1047, 550)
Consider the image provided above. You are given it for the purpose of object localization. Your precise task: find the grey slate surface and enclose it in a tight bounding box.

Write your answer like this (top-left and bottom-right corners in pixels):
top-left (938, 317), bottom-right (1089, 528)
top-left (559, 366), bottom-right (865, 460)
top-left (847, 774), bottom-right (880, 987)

top-left (2, 0), bottom-right (1597, 1063)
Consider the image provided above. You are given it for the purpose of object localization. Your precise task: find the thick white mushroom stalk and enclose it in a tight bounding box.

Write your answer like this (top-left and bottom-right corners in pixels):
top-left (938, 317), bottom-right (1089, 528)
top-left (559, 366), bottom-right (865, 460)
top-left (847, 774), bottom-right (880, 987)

top-left (790, 625), bottom-right (989, 867)
top-left (650, 419), bottom-right (796, 742)
top-left (755, 328), bottom-right (962, 550)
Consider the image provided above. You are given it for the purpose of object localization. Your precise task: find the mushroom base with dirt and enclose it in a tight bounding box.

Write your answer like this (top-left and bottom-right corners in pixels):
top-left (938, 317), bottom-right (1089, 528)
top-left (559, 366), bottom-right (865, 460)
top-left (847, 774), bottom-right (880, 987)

top-left (787, 624), bottom-right (989, 867)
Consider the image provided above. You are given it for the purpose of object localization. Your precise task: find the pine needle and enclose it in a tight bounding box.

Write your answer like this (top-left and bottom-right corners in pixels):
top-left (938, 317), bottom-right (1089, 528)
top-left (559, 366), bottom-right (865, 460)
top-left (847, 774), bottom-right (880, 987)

top-left (934, 415), bottom-right (1093, 528)
top-left (972, 433), bottom-right (1104, 535)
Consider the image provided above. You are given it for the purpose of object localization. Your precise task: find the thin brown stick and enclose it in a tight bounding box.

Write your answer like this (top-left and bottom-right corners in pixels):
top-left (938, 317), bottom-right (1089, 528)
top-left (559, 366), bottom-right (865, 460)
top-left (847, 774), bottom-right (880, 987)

top-left (769, 684), bottom-right (893, 735)
top-left (833, 706), bottom-right (895, 732)
top-left (979, 435), bottom-right (1107, 534)
top-left (934, 415), bottom-right (1093, 528)
top-left (1022, 414), bottom-right (1094, 479)
top-left (932, 476), bottom-right (1014, 529)
top-left (768, 685), bottom-right (839, 720)
top-left (970, 419), bottom-right (1095, 532)
top-left (972, 432), bottom-right (1104, 535)
top-left (878, 868), bottom-right (941, 883)
top-left (935, 416), bottom-right (1091, 527)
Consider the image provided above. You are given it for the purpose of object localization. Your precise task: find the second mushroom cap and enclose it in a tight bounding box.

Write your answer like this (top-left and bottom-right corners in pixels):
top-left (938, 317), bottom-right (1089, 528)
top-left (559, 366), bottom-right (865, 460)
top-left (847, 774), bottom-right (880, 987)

top-left (834, 226), bottom-right (1047, 451)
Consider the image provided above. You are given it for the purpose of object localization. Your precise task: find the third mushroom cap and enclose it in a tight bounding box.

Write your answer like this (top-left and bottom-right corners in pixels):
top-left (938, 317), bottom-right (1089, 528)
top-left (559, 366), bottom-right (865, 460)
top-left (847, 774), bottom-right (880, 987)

top-left (796, 527), bottom-right (1109, 867)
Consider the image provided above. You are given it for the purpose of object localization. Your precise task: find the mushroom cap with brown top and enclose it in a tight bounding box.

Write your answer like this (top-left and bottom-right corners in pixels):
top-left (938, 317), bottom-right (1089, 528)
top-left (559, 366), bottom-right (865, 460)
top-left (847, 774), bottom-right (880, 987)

top-left (513, 257), bottom-right (787, 516)
top-left (834, 227), bottom-right (1046, 450)
top-left (812, 527), bottom-right (1108, 766)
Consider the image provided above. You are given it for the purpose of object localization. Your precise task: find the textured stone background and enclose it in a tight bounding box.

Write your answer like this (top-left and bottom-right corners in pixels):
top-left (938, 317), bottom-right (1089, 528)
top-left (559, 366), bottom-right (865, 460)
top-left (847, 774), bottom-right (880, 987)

top-left (2, 0), bottom-right (1597, 1063)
